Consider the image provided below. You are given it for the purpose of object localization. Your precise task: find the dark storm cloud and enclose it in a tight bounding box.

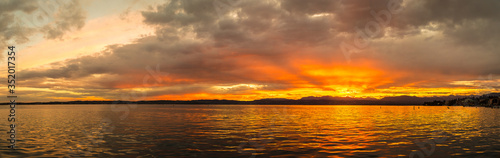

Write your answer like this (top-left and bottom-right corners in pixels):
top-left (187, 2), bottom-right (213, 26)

top-left (142, 0), bottom-right (217, 26)
top-left (394, 0), bottom-right (500, 44)
top-left (0, 0), bottom-right (37, 12)
top-left (341, 0), bottom-right (500, 79)
top-left (398, 0), bottom-right (500, 27)
top-left (281, 0), bottom-right (340, 14)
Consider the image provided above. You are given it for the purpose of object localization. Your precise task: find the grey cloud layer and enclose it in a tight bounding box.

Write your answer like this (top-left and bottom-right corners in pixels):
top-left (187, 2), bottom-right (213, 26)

top-left (0, 0), bottom-right (37, 46)
top-left (41, 0), bottom-right (86, 39)
top-left (0, 0), bottom-right (86, 52)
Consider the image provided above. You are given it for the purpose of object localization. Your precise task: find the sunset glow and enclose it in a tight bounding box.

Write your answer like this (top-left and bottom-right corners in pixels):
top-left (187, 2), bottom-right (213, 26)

top-left (1, 0), bottom-right (499, 102)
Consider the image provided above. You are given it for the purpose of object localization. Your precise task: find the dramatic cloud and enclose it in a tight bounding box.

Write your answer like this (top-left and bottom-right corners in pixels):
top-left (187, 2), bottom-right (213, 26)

top-left (0, 0), bottom-right (37, 47)
top-left (6, 0), bottom-right (500, 101)
top-left (0, 0), bottom-right (87, 59)
top-left (41, 0), bottom-right (87, 39)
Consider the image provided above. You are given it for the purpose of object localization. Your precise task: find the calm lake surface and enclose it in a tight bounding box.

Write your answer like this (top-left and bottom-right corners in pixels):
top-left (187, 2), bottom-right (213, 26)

top-left (0, 104), bottom-right (499, 158)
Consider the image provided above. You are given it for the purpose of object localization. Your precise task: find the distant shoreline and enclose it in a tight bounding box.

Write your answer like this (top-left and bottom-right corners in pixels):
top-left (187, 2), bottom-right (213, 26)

top-left (4, 94), bottom-right (498, 106)
top-left (0, 99), bottom-right (459, 105)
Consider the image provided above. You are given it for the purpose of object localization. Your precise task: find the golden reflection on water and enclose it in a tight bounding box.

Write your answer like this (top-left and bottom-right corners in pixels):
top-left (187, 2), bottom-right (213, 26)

top-left (0, 105), bottom-right (498, 157)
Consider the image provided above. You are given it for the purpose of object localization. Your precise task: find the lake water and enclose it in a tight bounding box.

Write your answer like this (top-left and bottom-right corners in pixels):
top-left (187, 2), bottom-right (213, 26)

top-left (0, 104), bottom-right (499, 157)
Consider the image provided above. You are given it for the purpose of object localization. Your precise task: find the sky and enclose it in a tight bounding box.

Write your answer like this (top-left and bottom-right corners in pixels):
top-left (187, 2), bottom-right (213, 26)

top-left (1, 0), bottom-right (499, 102)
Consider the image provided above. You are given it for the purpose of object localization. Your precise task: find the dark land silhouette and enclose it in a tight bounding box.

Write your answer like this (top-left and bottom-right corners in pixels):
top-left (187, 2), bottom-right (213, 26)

top-left (4, 94), bottom-right (499, 105)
